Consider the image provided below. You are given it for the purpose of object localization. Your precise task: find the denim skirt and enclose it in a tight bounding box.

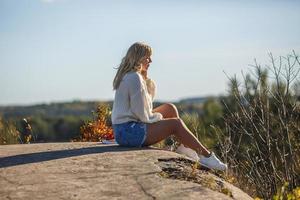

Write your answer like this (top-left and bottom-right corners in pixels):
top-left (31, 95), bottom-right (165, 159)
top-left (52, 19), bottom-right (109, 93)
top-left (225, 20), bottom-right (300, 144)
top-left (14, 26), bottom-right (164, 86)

top-left (112, 121), bottom-right (148, 147)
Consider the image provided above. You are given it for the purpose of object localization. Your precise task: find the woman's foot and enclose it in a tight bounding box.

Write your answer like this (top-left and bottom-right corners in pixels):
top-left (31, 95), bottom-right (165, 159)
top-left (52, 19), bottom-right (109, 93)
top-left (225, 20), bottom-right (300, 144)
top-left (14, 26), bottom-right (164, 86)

top-left (199, 152), bottom-right (227, 171)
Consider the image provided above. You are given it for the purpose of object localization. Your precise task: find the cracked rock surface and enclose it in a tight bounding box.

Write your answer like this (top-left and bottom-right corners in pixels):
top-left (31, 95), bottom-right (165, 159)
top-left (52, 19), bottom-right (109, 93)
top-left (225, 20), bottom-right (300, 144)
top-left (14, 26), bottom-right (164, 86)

top-left (0, 142), bottom-right (252, 200)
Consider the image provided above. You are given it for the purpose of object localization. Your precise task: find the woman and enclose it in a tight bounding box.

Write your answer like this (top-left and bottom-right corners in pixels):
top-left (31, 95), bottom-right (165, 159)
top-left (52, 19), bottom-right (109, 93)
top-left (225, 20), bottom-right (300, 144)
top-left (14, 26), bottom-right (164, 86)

top-left (111, 42), bottom-right (227, 171)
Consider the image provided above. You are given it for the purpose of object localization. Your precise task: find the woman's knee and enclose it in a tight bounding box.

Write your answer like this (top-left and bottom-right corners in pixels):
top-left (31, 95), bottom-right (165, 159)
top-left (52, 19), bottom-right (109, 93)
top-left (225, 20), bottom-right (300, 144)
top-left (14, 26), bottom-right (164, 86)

top-left (165, 103), bottom-right (179, 117)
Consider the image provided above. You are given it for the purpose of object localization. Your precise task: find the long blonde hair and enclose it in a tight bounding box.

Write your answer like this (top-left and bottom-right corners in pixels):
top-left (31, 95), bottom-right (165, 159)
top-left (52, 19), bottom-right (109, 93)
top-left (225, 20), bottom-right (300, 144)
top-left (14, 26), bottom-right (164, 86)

top-left (113, 42), bottom-right (152, 90)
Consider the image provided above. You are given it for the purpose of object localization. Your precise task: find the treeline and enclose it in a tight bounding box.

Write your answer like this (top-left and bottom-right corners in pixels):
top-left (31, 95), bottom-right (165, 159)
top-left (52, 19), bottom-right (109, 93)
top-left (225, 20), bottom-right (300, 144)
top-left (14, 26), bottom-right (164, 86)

top-left (0, 100), bottom-right (107, 119)
top-left (0, 101), bottom-right (108, 142)
top-left (0, 99), bottom-right (209, 143)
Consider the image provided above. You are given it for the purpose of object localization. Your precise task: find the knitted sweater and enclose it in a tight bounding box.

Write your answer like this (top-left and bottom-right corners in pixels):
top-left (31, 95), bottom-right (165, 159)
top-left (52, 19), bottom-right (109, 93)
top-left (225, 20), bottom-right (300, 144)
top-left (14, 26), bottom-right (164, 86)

top-left (111, 71), bottom-right (163, 124)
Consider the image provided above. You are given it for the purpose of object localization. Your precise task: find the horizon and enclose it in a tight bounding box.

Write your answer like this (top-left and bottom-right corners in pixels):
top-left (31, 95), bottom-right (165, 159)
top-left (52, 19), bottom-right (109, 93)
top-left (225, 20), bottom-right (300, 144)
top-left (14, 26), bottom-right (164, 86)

top-left (1, 0), bottom-right (300, 105)
top-left (0, 94), bottom-right (217, 107)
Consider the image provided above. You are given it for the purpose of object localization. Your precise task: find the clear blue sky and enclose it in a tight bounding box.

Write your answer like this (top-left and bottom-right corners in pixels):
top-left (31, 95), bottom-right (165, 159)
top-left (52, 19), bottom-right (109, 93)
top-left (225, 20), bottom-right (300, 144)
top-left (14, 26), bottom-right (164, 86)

top-left (0, 0), bottom-right (299, 106)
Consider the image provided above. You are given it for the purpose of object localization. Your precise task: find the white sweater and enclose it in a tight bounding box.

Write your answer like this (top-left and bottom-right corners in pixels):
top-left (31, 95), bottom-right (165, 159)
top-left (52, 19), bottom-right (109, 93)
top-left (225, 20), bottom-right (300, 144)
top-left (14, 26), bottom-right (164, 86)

top-left (111, 71), bottom-right (163, 124)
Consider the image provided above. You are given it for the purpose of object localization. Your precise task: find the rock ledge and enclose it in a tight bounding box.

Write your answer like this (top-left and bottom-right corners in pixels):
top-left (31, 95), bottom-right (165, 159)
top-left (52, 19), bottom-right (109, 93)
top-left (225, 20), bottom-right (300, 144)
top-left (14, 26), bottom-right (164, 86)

top-left (0, 142), bottom-right (252, 200)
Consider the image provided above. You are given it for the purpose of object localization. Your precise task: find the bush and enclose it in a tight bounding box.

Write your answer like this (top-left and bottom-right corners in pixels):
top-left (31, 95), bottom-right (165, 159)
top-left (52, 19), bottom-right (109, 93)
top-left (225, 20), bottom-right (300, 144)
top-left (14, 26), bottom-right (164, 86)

top-left (78, 103), bottom-right (114, 142)
top-left (0, 117), bottom-right (20, 145)
top-left (215, 51), bottom-right (300, 199)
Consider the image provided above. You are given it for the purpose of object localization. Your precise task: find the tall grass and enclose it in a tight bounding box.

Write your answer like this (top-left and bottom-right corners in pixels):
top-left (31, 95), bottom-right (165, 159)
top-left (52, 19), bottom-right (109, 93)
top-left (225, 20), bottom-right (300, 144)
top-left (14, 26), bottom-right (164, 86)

top-left (0, 117), bottom-right (20, 145)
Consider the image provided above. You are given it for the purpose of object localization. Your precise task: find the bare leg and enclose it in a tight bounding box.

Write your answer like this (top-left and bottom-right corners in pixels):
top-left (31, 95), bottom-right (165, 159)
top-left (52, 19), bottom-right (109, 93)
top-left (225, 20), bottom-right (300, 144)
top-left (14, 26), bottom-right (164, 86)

top-left (145, 103), bottom-right (210, 157)
top-left (152, 103), bottom-right (179, 118)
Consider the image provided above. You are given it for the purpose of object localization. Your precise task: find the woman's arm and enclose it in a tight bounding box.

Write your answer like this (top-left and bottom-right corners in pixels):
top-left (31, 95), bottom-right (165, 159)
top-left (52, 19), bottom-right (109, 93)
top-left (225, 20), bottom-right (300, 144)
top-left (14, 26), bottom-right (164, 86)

top-left (141, 70), bottom-right (156, 101)
top-left (145, 78), bottom-right (156, 101)
top-left (128, 73), bottom-right (162, 123)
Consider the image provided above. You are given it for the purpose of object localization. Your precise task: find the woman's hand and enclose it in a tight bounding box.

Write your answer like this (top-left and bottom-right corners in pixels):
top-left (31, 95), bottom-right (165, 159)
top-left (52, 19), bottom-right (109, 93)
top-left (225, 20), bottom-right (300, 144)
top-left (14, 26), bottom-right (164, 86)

top-left (141, 69), bottom-right (148, 80)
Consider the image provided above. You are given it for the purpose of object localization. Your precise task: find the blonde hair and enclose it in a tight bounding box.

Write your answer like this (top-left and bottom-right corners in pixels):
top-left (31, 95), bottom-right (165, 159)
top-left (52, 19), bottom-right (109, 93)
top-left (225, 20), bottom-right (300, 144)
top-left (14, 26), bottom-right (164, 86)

top-left (113, 42), bottom-right (152, 90)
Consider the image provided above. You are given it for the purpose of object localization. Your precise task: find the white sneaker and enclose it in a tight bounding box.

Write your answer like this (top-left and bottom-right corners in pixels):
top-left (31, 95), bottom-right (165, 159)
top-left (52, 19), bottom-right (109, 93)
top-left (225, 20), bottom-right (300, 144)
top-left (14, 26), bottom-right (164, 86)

top-left (175, 144), bottom-right (199, 161)
top-left (199, 152), bottom-right (227, 171)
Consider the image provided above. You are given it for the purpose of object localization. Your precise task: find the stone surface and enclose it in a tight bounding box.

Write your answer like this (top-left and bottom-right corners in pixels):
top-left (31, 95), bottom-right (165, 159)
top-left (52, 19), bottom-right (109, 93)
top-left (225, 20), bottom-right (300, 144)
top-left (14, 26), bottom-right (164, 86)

top-left (0, 142), bottom-right (252, 200)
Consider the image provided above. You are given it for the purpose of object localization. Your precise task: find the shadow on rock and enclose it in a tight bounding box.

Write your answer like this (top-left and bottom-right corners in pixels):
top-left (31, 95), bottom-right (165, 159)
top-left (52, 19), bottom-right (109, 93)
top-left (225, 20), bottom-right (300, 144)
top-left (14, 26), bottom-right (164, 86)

top-left (0, 144), bottom-right (156, 168)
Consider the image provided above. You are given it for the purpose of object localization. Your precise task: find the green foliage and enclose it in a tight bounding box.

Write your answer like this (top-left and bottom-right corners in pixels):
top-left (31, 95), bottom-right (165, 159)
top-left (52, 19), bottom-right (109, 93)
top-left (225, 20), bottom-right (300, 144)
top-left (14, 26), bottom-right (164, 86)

top-left (0, 101), bottom-right (107, 142)
top-left (0, 101), bottom-right (109, 119)
top-left (29, 116), bottom-right (52, 141)
top-left (272, 182), bottom-right (300, 200)
top-left (180, 98), bottom-right (224, 150)
top-left (202, 98), bottom-right (223, 125)
top-left (53, 116), bottom-right (84, 141)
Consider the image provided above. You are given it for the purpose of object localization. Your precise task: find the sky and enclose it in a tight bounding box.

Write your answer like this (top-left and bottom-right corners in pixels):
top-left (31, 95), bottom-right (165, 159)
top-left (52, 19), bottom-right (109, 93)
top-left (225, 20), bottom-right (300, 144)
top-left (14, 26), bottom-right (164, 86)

top-left (0, 0), bottom-right (299, 106)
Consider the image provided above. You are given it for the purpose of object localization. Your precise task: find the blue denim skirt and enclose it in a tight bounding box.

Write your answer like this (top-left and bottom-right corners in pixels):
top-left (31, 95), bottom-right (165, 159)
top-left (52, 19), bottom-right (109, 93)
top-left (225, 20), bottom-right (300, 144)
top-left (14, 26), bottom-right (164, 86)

top-left (112, 121), bottom-right (148, 147)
